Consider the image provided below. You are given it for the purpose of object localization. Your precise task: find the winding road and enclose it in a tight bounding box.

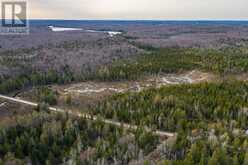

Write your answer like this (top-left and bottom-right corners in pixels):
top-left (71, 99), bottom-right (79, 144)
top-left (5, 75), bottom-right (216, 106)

top-left (0, 94), bottom-right (175, 138)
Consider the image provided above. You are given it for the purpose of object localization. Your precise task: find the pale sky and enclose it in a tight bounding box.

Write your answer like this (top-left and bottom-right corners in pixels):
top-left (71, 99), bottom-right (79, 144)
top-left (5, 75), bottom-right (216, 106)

top-left (29, 0), bottom-right (248, 20)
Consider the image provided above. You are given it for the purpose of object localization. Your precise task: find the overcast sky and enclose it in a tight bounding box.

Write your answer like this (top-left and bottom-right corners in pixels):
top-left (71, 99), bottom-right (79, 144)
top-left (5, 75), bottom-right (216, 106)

top-left (29, 0), bottom-right (248, 20)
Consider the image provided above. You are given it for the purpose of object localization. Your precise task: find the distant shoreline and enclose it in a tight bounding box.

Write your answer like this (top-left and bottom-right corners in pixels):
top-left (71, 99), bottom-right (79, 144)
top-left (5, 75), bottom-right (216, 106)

top-left (20, 19), bottom-right (248, 27)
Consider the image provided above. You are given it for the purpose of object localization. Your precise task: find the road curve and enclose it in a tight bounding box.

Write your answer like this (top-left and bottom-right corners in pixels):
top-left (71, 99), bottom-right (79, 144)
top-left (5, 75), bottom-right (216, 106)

top-left (0, 94), bottom-right (175, 137)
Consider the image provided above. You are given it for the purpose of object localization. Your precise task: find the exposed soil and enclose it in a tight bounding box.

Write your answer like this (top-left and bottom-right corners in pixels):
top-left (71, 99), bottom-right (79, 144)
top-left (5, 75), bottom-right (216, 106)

top-left (60, 70), bottom-right (215, 95)
top-left (0, 70), bottom-right (217, 125)
top-left (50, 70), bottom-right (216, 109)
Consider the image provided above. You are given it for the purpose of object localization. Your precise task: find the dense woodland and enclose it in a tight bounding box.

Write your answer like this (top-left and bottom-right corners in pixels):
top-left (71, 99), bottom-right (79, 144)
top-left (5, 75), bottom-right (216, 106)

top-left (90, 81), bottom-right (248, 131)
top-left (2, 46), bottom-right (248, 93)
top-left (0, 66), bottom-right (74, 94)
top-left (88, 81), bottom-right (248, 164)
top-left (0, 112), bottom-right (158, 164)
top-left (1, 82), bottom-right (247, 164)
top-left (0, 46), bottom-right (248, 164)
top-left (95, 46), bottom-right (248, 81)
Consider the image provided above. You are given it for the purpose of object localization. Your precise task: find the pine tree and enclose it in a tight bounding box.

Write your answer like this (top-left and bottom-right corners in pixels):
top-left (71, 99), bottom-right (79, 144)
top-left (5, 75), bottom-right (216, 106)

top-left (208, 149), bottom-right (220, 165)
top-left (189, 143), bottom-right (201, 163)
top-left (184, 152), bottom-right (194, 165)
top-left (15, 137), bottom-right (24, 158)
top-left (199, 148), bottom-right (208, 165)
top-left (232, 154), bottom-right (239, 165)
top-left (243, 152), bottom-right (248, 165)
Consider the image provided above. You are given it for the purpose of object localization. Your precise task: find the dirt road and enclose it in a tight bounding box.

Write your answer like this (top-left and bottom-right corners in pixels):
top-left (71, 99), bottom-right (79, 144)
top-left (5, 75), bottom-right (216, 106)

top-left (0, 94), bottom-right (175, 137)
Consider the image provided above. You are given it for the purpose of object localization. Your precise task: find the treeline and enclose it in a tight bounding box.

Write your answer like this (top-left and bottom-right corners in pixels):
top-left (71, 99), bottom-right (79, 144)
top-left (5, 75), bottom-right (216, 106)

top-left (93, 46), bottom-right (248, 81)
top-left (0, 112), bottom-right (158, 164)
top-left (2, 47), bottom-right (248, 94)
top-left (0, 66), bottom-right (74, 94)
top-left (93, 48), bottom-right (199, 81)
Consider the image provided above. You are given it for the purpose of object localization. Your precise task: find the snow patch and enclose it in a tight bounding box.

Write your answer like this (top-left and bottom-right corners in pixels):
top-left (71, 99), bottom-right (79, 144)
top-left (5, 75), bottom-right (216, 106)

top-left (86, 29), bottom-right (122, 37)
top-left (107, 31), bottom-right (122, 37)
top-left (48, 26), bottom-right (82, 32)
top-left (48, 26), bottom-right (122, 37)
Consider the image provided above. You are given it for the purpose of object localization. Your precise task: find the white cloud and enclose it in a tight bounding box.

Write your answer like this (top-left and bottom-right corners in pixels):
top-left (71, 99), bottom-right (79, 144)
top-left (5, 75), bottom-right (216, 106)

top-left (28, 0), bottom-right (248, 19)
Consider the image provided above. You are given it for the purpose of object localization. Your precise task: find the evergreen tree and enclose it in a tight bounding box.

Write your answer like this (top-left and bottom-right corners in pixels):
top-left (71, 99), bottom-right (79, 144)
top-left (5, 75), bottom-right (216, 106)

top-left (243, 152), bottom-right (248, 165)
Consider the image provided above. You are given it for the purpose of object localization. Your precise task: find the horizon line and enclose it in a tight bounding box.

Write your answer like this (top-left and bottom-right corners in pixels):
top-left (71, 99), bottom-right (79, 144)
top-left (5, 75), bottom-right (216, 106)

top-left (26, 19), bottom-right (248, 21)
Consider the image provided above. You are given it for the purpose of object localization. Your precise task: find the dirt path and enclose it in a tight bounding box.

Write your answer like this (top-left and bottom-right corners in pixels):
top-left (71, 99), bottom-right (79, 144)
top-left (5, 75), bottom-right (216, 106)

top-left (0, 94), bottom-right (175, 138)
top-left (0, 70), bottom-right (215, 136)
